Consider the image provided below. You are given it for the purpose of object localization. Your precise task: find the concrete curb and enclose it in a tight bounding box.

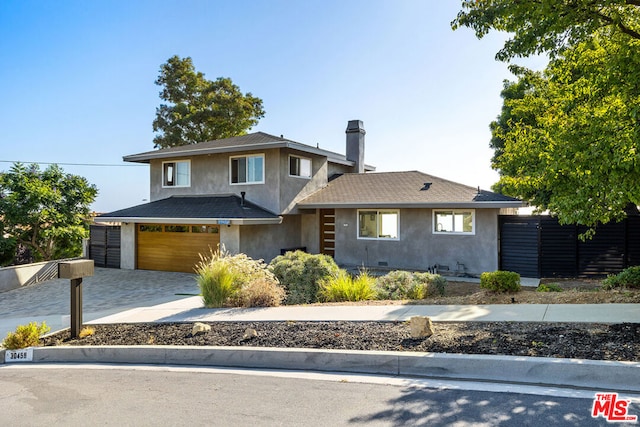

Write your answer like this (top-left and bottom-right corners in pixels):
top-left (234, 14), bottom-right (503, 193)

top-left (2, 346), bottom-right (639, 393)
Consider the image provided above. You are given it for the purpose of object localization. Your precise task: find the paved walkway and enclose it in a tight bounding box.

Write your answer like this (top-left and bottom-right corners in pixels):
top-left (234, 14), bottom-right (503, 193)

top-left (0, 268), bottom-right (198, 339)
top-left (91, 295), bottom-right (640, 325)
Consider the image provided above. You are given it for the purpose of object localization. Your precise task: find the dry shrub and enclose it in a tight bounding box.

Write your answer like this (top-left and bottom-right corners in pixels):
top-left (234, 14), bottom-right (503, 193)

top-left (232, 278), bottom-right (286, 307)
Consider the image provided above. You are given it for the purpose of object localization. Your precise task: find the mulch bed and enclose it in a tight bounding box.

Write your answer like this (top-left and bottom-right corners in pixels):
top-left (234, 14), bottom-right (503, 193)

top-left (41, 321), bottom-right (640, 362)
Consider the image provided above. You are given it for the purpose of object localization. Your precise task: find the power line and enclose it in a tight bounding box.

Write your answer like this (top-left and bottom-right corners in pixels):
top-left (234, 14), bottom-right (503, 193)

top-left (0, 160), bottom-right (146, 167)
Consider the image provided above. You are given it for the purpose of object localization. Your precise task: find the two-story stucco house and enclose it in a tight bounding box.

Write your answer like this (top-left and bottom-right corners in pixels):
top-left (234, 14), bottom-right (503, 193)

top-left (96, 120), bottom-right (523, 274)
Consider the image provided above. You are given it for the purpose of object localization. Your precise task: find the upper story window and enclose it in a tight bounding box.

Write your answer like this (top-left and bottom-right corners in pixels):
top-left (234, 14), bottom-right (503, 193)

top-left (230, 154), bottom-right (264, 184)
top-left (163, 160), bottom-right (190, 187)
top-left (289, 155), bottom-right (311, 178)
top-left (433, 210), bottom-right (475, 235)
top-left (358, 210), bottom-right (399, 240)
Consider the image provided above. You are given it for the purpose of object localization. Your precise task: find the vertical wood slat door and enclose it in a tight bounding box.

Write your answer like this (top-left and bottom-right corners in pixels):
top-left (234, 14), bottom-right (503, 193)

top-left (137, 224), bottom-right (220, 273)
top-left (319, 209), bottom-right (335, 257)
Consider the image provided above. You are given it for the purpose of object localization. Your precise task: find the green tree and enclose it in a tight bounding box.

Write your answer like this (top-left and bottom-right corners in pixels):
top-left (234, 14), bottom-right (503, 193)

top-left (453, 1), bottom-right (640, 232)
top-left (452, 0), bottom-right (640, 61)
top-left (0, 163), bottom-right (98, 262)
top-left (152, 55), bottom-right (265, 149)
top-left (489, 70), bottom-right (538, 179)
top-left (491, 35), bottom-right (640, 232)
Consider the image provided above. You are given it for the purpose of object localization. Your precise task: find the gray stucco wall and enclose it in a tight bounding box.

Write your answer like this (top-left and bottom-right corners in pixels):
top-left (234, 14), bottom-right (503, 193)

top-left (150, 149), bottom-right (282, 213)
top-left (239, 215), bottom-right (302, 262)
top-left (120, 223), bottom-right (136, 270)
top-left (278, 149), bottom-right (328, 215)
top-left (149, 148), bottom-right (330, 215)
top-left (333, 208), bottom-right (499, 276)
top-left (220, 225), bottom-right (240, 254)
top-left (300, 212), bottom-right (320, 253)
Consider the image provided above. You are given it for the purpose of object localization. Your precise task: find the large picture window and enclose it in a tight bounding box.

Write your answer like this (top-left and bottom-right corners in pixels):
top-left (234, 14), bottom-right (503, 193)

top-left (289, 155), bottom-right (311, 178)
top-left (433, 210), bottom-right (475, 235)
top-left (231, 154), bottom-right (264, 184)
top-left (163, 160), bottom-right (190, 187)
top-left (358, 210), bottom-right (399, 240)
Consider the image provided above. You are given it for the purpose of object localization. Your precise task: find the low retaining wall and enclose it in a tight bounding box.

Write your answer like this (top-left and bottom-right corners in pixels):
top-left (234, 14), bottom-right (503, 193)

top-left (0, 258), bottom-right (80, 293)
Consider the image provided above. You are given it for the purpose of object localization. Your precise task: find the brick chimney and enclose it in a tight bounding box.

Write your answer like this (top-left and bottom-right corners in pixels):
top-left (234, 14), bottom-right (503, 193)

top-left (346, 120), bottom-right (365, 173)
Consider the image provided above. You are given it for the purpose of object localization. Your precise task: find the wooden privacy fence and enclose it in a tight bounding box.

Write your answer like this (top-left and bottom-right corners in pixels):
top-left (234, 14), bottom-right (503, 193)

top-left (499, 215), bottom-right (640, 278)
top-left (89, 225), bottom-right (121, 268)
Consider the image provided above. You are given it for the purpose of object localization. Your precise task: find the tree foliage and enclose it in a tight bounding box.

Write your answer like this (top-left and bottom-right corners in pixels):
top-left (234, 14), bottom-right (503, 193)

top-left (452, 0), bottom-right (640, 61)
top-left (491, 35), bottom-right (640, 231)
top-left (0, 163), bottom-right (98, 263)
top-left (454, 1), bottom-right (640, 232)
top-left (152, 55), bottom-right (265, 149)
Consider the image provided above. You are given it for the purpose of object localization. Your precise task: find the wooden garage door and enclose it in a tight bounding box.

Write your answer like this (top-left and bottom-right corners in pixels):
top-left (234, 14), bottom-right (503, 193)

top-left (137, 224), bottom-right (220, 273)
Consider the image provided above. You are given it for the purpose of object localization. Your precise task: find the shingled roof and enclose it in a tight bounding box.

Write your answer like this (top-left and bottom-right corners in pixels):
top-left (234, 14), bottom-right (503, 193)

top-left (95, 195), bottom-right (281, 225)
top-left (297, 171), bottom-right (523, 209)
top-left (123, 131), bottom-right (375, 170)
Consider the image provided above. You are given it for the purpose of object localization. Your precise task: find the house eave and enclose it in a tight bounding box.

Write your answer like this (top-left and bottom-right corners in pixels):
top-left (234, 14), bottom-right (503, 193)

top-left (296, 202), bottom-right (525, 210)
top-left (123, 141), bottom-right (377, 171)
top-left (93, 216), bottom-right (283, 225)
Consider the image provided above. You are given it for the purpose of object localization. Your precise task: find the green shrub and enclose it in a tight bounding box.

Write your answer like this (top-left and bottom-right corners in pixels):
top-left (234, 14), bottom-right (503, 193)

top-left (269, 251), bottom-right (340, 304)
top-left (2, 321), bottom-right (50, 350)
top-left (480, 271), bottom-right (521, 293)
top-left (414, 272), bottom-right (448, 297)
top-left (196, 260), bottom-right (239, 307)
top-left (196, 247), bottom-right (284, 308)
top-left (319, 270), bottom-right (377, 302)
top-left (602, 266), bottom-right (640, 290)
top-left (537, 283), bottom-right (563, 293)
top-left (374, 270), bottom-right (446, 300)
top-left (374, 270), bottom-right (414, 300)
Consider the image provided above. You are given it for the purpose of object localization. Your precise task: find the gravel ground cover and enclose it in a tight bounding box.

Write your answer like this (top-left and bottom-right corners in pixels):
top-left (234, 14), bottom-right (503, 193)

top-left (39, 280), bottom-right (640, 362)
top-left (41, 321), bottom-right (640, 362)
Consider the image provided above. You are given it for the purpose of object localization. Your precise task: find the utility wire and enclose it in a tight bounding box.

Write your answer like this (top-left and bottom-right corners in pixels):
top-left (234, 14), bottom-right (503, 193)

top-left (0, 160), bottom-right (146, 167)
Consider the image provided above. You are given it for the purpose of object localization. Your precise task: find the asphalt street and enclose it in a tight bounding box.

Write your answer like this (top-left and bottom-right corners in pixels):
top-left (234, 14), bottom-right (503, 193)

top-left (2, 365), bottom-right (638, 426)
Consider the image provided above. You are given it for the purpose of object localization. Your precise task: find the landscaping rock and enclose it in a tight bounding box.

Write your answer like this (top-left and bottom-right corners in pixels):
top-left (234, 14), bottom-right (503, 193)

top-left (192, 322), bottom-right (211, 336)
top-left (409, 316), bottom-right (434, 338)
top-left (243, 328), bottom-right (258, 340)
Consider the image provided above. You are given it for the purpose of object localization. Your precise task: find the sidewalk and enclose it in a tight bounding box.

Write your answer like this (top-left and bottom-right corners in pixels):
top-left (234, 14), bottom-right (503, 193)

top-left (89, 296), bottom-right (640, 325)
top-left (5, 295), bottom-right (639, 393)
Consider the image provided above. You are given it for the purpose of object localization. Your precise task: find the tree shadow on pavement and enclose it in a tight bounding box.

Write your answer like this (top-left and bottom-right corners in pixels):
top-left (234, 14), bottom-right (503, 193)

top-left (348, 385), bottom-right (617, 426)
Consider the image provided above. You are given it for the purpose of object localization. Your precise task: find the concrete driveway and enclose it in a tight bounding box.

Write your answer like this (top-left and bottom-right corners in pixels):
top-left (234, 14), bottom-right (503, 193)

top-left (0, 268), bottom-right (199, 340)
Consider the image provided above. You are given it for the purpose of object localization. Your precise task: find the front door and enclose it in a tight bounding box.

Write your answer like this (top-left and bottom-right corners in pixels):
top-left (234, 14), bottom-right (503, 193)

top-left (319, 209), bottom-right (335, 258)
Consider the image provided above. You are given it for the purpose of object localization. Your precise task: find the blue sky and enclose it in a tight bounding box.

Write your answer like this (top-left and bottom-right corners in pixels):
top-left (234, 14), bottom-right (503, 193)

top-left (0, 1), bottom-right (538, 212)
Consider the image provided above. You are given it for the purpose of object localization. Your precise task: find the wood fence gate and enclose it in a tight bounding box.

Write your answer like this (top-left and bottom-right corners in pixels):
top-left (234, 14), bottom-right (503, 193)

top-left (499, 215), bottom-right (640, 278)
top-left (89, 225), bottom-right (121, 268)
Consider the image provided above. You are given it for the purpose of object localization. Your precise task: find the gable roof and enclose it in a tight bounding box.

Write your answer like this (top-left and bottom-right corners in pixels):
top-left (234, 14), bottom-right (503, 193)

top-left (95, 195), bottom-right (281, 225)
top-left (297, 171), bottom-right (523, 209)
top-left (123, 131), bottom-right (375, 170)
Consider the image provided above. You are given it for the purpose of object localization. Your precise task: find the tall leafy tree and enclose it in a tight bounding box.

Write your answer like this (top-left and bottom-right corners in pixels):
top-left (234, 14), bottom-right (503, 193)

top-left (452, 0), bottom-right (640, 61)
top-left (153, 55), bottom-right (265, 149)
top-left (453, 1), bottom-right (640, 232)
top-left (492, 35), bottom-right (640, 232)
top-left (0, 163), bottom-right (98, 262)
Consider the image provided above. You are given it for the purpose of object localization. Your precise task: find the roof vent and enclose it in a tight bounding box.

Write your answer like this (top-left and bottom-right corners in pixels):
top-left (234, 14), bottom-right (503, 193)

top-left (421, 182), bottom-right (432, 191)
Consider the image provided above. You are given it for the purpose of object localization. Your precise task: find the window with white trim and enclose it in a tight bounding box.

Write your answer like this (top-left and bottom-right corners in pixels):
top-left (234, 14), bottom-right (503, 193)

top-left (289, 155), bottom-right (311, 178)
top-left (433, 210), bottom-right (475, 234)
top-left (358, 210), bottom-right (399, 240)
top-left (162, 160), bottom-right (190, 187)
top-left (230, 154), bottom-right (264, 184)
